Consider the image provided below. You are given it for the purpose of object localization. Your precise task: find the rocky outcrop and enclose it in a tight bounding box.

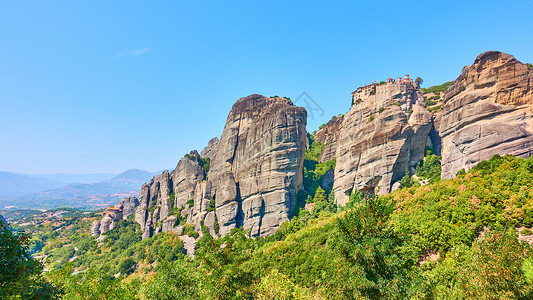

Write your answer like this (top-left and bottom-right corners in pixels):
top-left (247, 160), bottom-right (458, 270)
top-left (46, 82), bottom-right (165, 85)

top-left (91, 220), bottom-right (101, 236)
top-left (207, 95), bottom-right (307, 237)
top-left (314, 115), bottom-right (343, 163)
top-left (439, 51), bottom-right (533, 179)
top-left (99, 215), bottom-right (114, 234)
top-left (91, 197), bottom-right (139, 237)
top-left (333, 77), bottom-right (434, 205)
top-left (134, 95), bottom-right (307, 239)
top-left (119, 196), bottom-right (139, 220)
top-left (201, 137), bottom-right (219, 159)
top-left (180, 235), bottom-right (197, 258)
top-left (134, 151), bottom-right (208, 240)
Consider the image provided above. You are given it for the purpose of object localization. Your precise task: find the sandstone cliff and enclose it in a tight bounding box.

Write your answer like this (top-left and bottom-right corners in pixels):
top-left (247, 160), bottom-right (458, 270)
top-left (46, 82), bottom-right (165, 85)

top-left (207, 95), bottom-right (307, 237)
top-left (333, 77), bottom-right (435, 205)
top-left (314, 115), bottom-right (343, 163)
top-left (439, 51), bottom-right (533, 179)
top-left (134, 95), bottom-right (307, 240)
top-left (200, 137), bottom-right (219, 159)
top-left (134, 156), bottom-right (206, 240)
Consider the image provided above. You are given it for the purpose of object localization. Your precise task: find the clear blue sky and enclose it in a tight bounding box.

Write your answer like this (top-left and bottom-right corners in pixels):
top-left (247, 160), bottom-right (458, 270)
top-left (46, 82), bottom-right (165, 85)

top-left (1, 0), bottom-right (532, 174)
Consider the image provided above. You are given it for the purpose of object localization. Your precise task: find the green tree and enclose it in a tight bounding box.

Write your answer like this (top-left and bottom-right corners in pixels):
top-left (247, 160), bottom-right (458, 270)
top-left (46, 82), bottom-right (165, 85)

top-left (0, 222), bottom-right (61, 299)
top-left (313, 186), bottom-right (326, 203)
top-left (118, 257), bottom-right (136, 275)
top-left (196, 229), bottom-right (255, 299)
top-left (458, 229), bottom-right (533, 299)
top-left (312, 187), bottom-right (336, 217)
top-left (48, 264), bottom-right (138, 299)
top-left (336, 196), bottom-right (418, 299)
top-left (399, 167), bottom-right (414, 188)
top-left (142, 260), bottom-right (199, 300)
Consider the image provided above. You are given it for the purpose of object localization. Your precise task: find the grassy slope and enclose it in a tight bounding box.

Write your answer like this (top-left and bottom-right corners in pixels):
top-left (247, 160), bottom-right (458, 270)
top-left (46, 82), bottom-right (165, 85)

top-left (25, 155), bottom-right (533, 299)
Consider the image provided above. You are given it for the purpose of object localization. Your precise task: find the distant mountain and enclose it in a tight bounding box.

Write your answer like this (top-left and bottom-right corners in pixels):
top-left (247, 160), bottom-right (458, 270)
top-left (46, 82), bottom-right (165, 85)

top-left (0, 172), bottom-right (67, 196)
top-left (107, 169), bottom-right (156, 183)
top-left (33, 173), bottom-right (119, 184)
top-left (0, 169), bottom-right (159, 210)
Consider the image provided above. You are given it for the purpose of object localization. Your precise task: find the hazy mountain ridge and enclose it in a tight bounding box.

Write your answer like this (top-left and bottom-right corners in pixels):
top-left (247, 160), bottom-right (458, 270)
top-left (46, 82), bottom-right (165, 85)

top-left (33, 173), bottom-right (119, 185)
top-left (0, 169), bottom-right (159, 210)
top-left (0, 171), bottom-right (67, 196)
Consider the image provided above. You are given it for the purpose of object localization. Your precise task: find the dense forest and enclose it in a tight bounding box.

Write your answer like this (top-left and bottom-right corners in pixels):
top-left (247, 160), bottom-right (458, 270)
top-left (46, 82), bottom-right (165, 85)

top-left (3, 152), bottom-right (533, 299)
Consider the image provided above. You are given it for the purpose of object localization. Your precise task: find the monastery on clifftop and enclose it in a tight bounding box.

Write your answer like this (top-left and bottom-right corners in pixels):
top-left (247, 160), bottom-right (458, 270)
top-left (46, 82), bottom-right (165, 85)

top-left (351, 75), bottom-right (418, 105)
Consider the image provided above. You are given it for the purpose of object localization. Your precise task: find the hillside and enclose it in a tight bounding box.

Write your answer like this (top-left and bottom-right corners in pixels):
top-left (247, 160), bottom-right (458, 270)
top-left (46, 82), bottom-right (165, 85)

top-left (9, 154), bottom-right (533, 299)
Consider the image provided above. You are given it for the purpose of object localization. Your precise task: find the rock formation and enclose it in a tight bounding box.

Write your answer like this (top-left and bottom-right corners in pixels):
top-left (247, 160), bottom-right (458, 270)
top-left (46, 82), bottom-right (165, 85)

top-left (135, 153), bottom-right (206, 240)
top-left (119, 196), bottom-right (139, 220)
top-left (89, 51), bottom-right (533, 243)
top-left (333, 76), bottom-right (435, 205)
top-left (91, 196), bottom-right (139, 236)
top-left (314, 115), bottom-right (343, 163)
top-left (200, 137), bottom-right (219, 159)
top-left (438, 51), bottom-right (533, 179)
top-left (91, 220), bottom-right (101, 236)
top-left (207, 95), bottom-right (307, 237)
top-left (134, 95), bottom-right (307, 239)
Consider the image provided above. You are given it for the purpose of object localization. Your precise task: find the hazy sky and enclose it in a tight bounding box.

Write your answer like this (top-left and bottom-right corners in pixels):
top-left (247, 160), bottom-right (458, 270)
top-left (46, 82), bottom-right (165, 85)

top-left (1, 0), bottom-right (533, 174)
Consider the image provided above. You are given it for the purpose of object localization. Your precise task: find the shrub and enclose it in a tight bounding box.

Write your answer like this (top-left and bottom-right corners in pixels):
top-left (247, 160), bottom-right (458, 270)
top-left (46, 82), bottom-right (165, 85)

top-left (142, 260), bottom-right (199, 299)
top-left (369, 85), bottom-right (376, 96)
top-left (213, 214), bottom-right (220, 236)
top-left (399, 168), bottom-right (415, 188)
top-left (199, 157), bottom-right (210, 173)
top-left (421, 81), bottom-right (453, 94)
top-left (118, 258), bottom-right (136, 275)
top-left (458, 229), bottom-right (533, 299)
top-left (430, 105), bottom-right (441, 112)
top-left (378, 107), bottom-right (385, 114)
top-left (337, 196), bottom-right (418, 298)
top-left (207, 198), bottom-right (216, 212)
top-left (415, 151), bottom-right (441, 184)
top-left (304, 134), bottom-right (324, 161)
top-left (1, 225), bottom-right (61, 298)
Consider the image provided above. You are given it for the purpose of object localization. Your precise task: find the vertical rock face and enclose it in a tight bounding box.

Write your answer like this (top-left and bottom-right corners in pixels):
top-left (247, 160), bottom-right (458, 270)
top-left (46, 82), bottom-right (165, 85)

top-left (314, 115), bottom-right (343, 163)
top-left (439, 51), bottom-right (533, 179)
top-left (200, 137), bottom-right (219, 159)
top-left (91, 220), bottom-right (101, 236)
top-left (134, 94), bottom-right (307, 239)
top-left (207, 95), bottom-right (307, 237)
top-left (119, 196), bottom-right (139, 220)
top-left (333, 78), bottom-right (434, 205)
top-left (138, 152), bottom-right (210, 240)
